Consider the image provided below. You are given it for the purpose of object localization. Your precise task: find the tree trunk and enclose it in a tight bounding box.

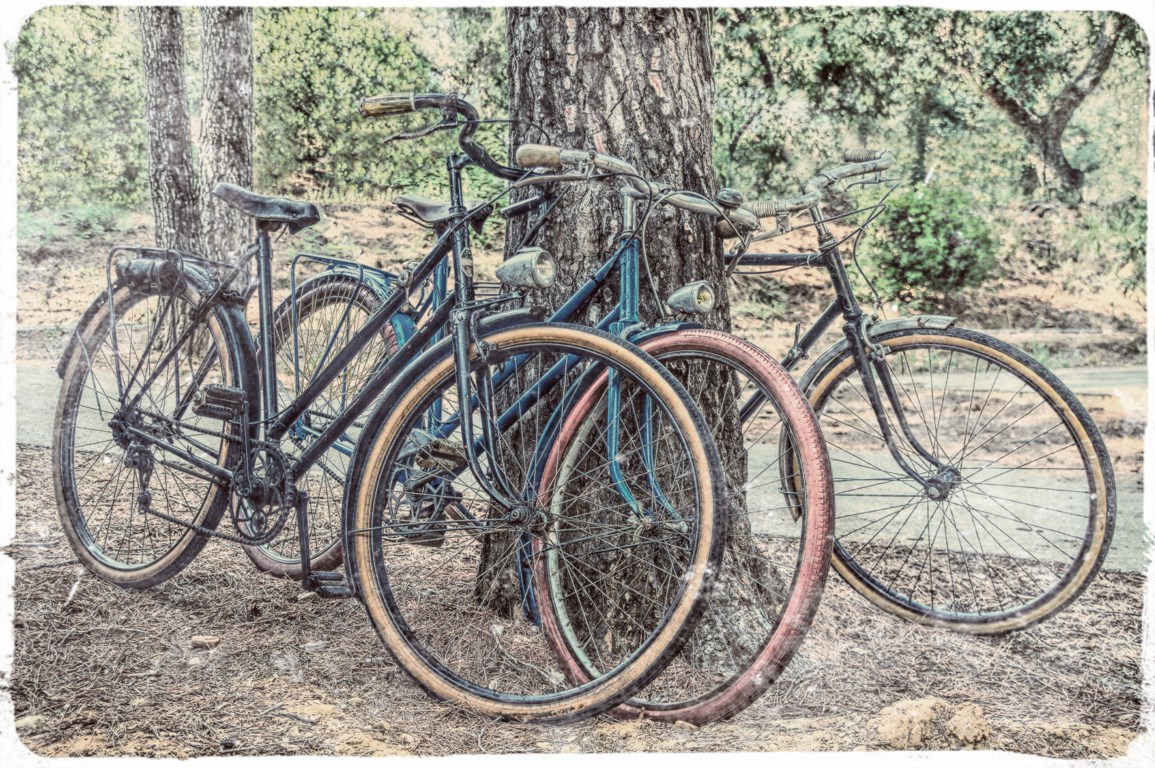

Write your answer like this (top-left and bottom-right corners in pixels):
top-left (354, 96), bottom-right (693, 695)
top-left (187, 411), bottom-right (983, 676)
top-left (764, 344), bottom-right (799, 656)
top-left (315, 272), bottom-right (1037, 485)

top-left (910, 89), bottom-right (933, 183)
top-left (138, 7), bottom-right (201, 253)
top-left (198, 7), bottom-right (253, 262)
top-left (506, 7), bottom-right (727, 329)
top-left (501, 9), bottom-right (764, 662)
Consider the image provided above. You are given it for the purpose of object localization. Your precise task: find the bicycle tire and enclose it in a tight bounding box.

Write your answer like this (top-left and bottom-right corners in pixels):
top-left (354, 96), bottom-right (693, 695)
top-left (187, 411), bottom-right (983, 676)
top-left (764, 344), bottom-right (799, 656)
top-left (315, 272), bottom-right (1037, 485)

top-left (54, 277), bottom-right (245, 589)
top-left (242, 272), bottom-right (395, 577)
top-left (537, 329), bottom-right (834, 723)
top-left (344, 322), bottom-right (727, 723)
top-left (799, 326), bottom-right (1115, 633)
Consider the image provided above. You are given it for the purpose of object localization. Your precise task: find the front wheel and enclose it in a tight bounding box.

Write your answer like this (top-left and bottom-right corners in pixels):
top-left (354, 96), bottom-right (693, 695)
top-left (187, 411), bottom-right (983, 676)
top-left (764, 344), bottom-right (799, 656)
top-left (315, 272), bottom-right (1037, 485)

top-left (344, 323), bottom-right (727, 723)
top-left (800, 326), bottom-right (1115, 633)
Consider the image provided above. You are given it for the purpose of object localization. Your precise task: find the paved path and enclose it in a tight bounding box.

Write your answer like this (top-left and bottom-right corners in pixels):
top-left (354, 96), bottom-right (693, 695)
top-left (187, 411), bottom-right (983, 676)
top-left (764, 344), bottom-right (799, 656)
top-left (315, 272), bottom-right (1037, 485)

top-left (17, 360), bottom-right (1147, 572)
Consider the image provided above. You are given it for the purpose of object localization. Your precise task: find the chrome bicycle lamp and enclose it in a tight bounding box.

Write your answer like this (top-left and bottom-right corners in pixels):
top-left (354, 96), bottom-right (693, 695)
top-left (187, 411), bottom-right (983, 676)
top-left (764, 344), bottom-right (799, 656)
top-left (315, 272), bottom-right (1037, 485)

top-left (496, 247), bottom-right (557, 289)
top-left (666, 280), bottom-right (716, 314)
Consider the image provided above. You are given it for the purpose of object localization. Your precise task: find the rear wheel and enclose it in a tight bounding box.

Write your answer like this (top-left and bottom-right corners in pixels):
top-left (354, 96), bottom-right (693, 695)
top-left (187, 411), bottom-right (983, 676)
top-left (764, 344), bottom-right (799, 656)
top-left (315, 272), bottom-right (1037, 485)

top-left (54, 277), bottom-right (242, 588)
top-left (802, 326), bottom-right (1115, 633)
top-left (345, 323), bottom-right (726, 722)
top-left (241, 272), bottom-right (395, 577)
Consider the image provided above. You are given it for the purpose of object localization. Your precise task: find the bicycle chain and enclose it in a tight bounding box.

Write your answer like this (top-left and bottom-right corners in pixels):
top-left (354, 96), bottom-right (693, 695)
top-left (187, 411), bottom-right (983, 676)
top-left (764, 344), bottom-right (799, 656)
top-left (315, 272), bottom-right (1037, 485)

top-left (127, 412), bottom-right (296, 545)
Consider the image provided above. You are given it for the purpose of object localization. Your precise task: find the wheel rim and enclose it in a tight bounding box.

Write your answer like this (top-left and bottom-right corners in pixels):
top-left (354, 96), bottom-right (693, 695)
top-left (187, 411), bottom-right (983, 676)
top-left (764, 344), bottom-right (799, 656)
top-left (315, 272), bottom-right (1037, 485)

top-left (58, 285), bottom-right (233, 574)
top-left (349, 326), bottom-right (721, 720)
top-left (538, 331), bottom-right (833, 720)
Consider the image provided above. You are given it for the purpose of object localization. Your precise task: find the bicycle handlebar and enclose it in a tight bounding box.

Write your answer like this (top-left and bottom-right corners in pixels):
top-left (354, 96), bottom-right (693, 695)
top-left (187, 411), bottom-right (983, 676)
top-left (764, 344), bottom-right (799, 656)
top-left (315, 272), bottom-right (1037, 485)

top-left (514, 143), bottom-right (759, 232)
top-left (747, 149), bottom-right (894, 217)
top-left (361, 92), bottom-right (524, 182)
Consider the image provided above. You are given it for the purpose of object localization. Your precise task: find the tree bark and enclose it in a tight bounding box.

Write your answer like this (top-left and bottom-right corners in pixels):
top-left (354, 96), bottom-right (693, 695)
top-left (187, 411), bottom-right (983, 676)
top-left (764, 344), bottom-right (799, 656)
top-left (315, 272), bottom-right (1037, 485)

top-left (138, 7), bottom-right (201, 253)
top-left (506, 7), bottom-right (728, 329)
top-left (198, 7), bottom-right (253, 262)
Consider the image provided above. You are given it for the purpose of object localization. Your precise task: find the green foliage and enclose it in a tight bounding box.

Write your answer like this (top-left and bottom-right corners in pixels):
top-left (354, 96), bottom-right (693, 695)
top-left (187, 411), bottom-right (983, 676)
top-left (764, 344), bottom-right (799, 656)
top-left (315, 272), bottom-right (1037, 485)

top-left (1065, 197), bottom-right (1147, 295)
top-left (11, 6), bottom-right (148, 210)
top-left (252, 7), bottom-right (509, 201)
top-left (253, 7), bottom-right (431, 196)
top-left (862, 186), bottom-right (1000, 307)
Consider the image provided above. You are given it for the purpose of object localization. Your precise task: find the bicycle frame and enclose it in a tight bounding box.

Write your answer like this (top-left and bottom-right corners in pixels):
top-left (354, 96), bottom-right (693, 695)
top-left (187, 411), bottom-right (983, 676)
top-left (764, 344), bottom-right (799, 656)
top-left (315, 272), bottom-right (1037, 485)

top-left (725, 205), bottom-right (948, 493)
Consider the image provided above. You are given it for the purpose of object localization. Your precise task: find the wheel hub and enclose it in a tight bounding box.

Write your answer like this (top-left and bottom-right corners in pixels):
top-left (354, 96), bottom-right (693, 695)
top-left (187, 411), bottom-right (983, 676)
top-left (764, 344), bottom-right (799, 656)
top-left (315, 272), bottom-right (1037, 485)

top-left (925, 466), bottom-right (963, 501)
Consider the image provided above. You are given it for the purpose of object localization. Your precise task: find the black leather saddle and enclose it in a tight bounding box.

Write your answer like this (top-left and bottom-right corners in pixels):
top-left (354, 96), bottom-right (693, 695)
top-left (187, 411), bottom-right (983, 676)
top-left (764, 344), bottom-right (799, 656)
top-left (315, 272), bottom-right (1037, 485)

top-left (212, 182), bottom-right (321, 234)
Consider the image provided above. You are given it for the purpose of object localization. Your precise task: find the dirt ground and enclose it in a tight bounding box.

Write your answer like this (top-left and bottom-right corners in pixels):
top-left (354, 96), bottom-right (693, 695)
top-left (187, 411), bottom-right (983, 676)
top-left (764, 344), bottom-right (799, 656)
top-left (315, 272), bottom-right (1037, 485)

top-left (6, 203), bottom-right (1150, 760)
top-left (7, 441), bottom-right (1147, 759)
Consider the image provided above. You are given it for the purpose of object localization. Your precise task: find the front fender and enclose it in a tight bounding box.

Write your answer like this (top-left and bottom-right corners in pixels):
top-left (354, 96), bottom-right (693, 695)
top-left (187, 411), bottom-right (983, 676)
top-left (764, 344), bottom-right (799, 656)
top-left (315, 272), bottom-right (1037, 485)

top-left (799, 314), bottom-right (957, 392)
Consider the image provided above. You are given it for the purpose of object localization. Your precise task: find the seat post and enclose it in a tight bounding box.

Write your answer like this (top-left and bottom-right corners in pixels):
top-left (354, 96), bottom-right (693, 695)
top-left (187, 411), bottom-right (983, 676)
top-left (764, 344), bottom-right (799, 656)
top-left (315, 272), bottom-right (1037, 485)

top-left (255, 223), bottom-right (278, 437)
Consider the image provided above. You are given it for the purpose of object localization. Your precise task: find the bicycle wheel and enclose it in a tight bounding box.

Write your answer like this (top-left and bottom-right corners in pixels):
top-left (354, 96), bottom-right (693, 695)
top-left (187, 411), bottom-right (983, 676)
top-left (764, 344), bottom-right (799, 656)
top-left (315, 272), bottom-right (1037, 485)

top-left (800, 326), bottom-right (1115, 633)
top-left (54, 276), bottom-right (245, 589)
top-left (537, 329), bottom-right (833, 723)
top-left (242, 272), bottom-right (396, 577)
top-left (344, 322), bottom-right (726, 723)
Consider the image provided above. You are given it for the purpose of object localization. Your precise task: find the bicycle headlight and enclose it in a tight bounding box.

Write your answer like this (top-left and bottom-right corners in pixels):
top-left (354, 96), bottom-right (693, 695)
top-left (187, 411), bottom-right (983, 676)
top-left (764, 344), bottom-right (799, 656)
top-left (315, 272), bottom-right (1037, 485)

top-left (496, 247), bottom-right (556, 289)
top-left (666, 281), bottom-right (716, 314)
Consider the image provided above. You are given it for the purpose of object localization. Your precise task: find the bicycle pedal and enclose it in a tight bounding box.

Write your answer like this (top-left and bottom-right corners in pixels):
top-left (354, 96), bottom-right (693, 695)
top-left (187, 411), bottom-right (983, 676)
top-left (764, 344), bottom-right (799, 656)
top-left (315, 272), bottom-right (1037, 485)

top-left (314, 583), bottom-right (354, 599)
top-left (192, 384), bottom-right (246, 420)
top-left (310, 570), bottom-right (345, 583)
top-left (415, 439), bottom-right (467, 472)
top-left (408, 527), bottom-right (447, 548)
top-left (303, 570), bottom-right (353, 598)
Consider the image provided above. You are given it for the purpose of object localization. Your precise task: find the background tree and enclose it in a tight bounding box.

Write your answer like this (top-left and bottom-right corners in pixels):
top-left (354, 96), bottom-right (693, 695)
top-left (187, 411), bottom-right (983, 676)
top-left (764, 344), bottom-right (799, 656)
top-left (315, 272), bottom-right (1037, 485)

top-left (958, 12), bottom-right (1126, 202)
top-left (501, 9), bottom-right (765, 644)
top-left (137, 6), bottom-right (201, 253)
top-left (198, 7), bottom-right (253, 261)
top-left (505, 7), bottom-right (726, 329)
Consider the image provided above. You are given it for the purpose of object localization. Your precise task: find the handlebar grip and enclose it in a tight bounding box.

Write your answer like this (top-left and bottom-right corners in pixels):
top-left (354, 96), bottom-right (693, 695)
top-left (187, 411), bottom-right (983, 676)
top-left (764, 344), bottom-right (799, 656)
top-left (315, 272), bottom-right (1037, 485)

top-left (515, 144), bottom-right (564, 170)
top-left (842, 148), bottom-right (887, 163)
top-left (745, 200), bottom-right (777, 218)
top-left (361, 93), bottom-right (418, 118)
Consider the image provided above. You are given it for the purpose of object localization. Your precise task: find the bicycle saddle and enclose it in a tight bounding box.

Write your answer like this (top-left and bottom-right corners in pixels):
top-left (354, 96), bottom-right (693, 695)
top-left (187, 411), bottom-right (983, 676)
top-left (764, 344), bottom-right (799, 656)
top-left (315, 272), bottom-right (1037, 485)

top-left (394, 195), bottom-right (488, 225)
top-left (211, 182), bottom-right (321, 234)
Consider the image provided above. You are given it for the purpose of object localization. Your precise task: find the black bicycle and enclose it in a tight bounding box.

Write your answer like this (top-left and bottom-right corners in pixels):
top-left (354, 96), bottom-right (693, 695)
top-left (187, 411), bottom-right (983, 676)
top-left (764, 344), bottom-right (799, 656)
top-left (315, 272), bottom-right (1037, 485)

top-left (52, 93), bottom-right (733, 722)
top-left (728, 150), bottom-right (1116, 633)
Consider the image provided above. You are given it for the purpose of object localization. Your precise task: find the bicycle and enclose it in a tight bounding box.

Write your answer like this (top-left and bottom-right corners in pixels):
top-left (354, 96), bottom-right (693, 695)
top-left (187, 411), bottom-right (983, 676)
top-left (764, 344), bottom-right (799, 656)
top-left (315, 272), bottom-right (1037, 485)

top-left (267, 136), bottom-right (837, 723)
top-left (52, 92), bottom-right (732, 722)
top-left (727, 150), bottom-right (1116, 634)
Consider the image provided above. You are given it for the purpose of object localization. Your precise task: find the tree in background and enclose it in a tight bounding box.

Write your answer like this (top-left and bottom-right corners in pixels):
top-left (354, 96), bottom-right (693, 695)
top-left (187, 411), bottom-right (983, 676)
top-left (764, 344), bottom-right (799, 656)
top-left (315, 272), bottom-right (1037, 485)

top-left (502, 9), bottom-right (769, 646)
top-left (137, 6), bottom-right (201, 253)
top-left (505, 7), bottom-right (725, 328)
top-left (959, 12), bottom-right (1128, 202)
top-left (12, 7), bottom-right (148, 215)
top-left (199, 7), bottom-right (253, 261)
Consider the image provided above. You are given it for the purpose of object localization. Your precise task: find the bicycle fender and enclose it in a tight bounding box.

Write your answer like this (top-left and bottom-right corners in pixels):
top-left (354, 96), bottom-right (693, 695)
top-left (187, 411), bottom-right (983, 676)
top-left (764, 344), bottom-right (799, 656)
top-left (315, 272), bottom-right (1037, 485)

top-left (798, 314), bottom-right (956, 391)
top-left (57, 290), bottom-right (111, 379)
top-left (625, 321), bottom-right (704, 346)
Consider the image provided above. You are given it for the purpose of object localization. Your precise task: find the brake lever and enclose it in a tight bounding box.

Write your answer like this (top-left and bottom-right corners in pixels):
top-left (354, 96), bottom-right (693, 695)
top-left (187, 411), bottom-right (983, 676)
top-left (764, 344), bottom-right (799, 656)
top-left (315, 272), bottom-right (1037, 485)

top-left (383, 114), bottom-right (458, 144)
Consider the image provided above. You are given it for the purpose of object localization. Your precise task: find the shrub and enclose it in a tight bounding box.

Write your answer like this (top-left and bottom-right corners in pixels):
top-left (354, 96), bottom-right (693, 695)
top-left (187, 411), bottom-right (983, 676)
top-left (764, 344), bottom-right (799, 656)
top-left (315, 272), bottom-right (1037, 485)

top-left (862, 185), bottom-right (999, 308)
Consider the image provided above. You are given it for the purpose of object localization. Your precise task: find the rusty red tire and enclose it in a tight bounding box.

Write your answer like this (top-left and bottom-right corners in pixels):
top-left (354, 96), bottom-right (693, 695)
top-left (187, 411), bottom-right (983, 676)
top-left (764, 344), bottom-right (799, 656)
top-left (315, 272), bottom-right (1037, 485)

top-left (536, 329), bottom-right (834, 723)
